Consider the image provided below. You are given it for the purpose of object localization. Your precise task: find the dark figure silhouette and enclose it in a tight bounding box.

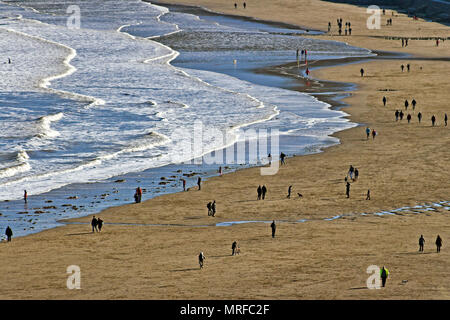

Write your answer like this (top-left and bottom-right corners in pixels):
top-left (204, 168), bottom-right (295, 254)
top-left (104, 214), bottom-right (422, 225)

top-left (380, 266), bottom-right (389, 287)
top-left (97, 218), bottom-right (103, 232)
top-left (366, 189), bottom-right (370, 200)
top-left (445, 113), bottom-right (448, 126)
top-left (243, 2), bottom-right (246, 9)
top-left (232, 241), bottom-right (237, 256)
top-left (411, 99), bottom-right (416, 110)
top-left (262, 185), bottom-right (267, 200)
top-left (431, 115), bottom-right (436, 126)
top-left (287, 185), bottom-right (292, 198)
top-left (199, 252), bottom-right (205, 269)
top-left (395, 110), bottom-right (399, 121)
top-left (407, 64), bottom-right (410, 72)
top-left (404, 100), bottom-right (409, 110)
top-left (382, 96), bottom-right (387, 106)
top-left (197, 177), bottom-right (202, 190)
top-left (257, 185), bottom-right (262, 200)
top-left (407, 114), bottom-right (411, 123)
top-left (418, 112), bottom-right (422, 123)
top-left (5, 226), bottom-right (12, 242)
top-left (182, 179), bottom-right (186, 191)
top-left (271, 220), bottom-right (276, 238)
top-left (354, 168), bottom-right (359, 180)
top-left (346, 182), bottom-right (350, 198)
top-left (360, 68), bottom-right (364, 77)
top-left (401, 64), bottom-right (404, 72)
top-left (419, 235), bottom-right (425, 252)
top-left (399, 110), bottom-right (404, 120)
top-left (280, 152), bottom-right (286, 165)
top-left (91, 216), bottom-right (98, 232)
top-left (211, 200), bottom-right (216, 217)
top-left (24, 190), bottom-right (27, 203)
top-left (207, 202), bottom-right (212, 216)
top-left (436, 235), bottom-right (442, 253)
top-left (234, 3), bottom-right (237, 9)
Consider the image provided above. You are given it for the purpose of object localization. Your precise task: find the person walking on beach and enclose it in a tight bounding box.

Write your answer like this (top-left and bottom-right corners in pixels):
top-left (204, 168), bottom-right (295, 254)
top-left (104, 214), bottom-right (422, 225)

top-left (182, 178), bottom-right (186, 191)
top-left (268, 153), bottom-right (272, 165)
top-left (399, 110), bottom-right (404, 120)
top-left (402, 38), bottom-right (404, 47)
top-left (401, 64), bottom-right (404, 72)
top-left (366, 189), bottom-right (370, 200)
top-left (354, 168), bottom-right (359, 181)
top-left (232, 241), bottom-right (237, 256)
top-left (444, 113), bottom-right (448, 126)
top-left (371, 129), bottom-right (377, 140)
top-left (207, 202), bottom-right (212, 216)
top-left (257, 185), bottom-right (262, 200)
top-left (419, 235), bottom-right (425, 252)
top-left (211, 200), bottom-right (216, 217)
top-left (137, 187), bottom-right (142, 203)
top-left (380, 266), bottom-right (389, 287)
top-left (262, 185), bottom-right (267, 200)
top-left (404, 99), bottom-right (409, 110)
top-left (382, 96), bottom-right (387, 106)
top-left (219, 166), bottom-right (222, 176)
top-left (395, 110), bottom-right (399, 121)
top-left (280, 152), bottom-right (286, 165)
top-left (97, 217), bottom-right (103, 232)
top-left (348, 27), bottom-right (352, 35)
top-left (199, 252), bottom-right (205, 269)
top-left (5, 226), bottom-right (12, 242)
top-left (287, 185), bottom-right (292, 199)
top-left (346, 181), bottom-right (351, 198)
top-left (234, 3), bottom-right (237, 9)
top-left (328, 22), bottom-right (331, 32)
top-left (360, 68), bottom-right (364, 77)
top-left (348, 165), bottom-right (354, 180)
top-left (23, 190), bottom-right (27, 203)
top-left (366, 127), bottom-right (370, 140)
top-left (436, 235), bottom-right (442, 253)
top-left (407, 63), bottom-right (410, 72)
top-left (91, 216), bottom-right (98, 233)
top-left (197, 177), bottom-right (202, 190)
top-left (418, 112), bottom-right (422, 123)
top-left (407, 114), bottom-right (412, 123)
top-left (431, 115), bottom-right (436, 126)
top-left (243, 2), bottom-right (246, 9)
top-left (412, 99), bottom-right (416, 110)
top-left (271, 220), bottom-right (276, 238)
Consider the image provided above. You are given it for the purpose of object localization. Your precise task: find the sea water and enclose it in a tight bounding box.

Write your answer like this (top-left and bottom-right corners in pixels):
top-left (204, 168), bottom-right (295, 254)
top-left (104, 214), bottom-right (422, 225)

top-left (0, 0), bottom-right (373, 238)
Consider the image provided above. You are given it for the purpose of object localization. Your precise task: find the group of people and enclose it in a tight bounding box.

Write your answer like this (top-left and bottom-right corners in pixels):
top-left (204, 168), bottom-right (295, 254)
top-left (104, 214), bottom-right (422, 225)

top-left (206, 200), bottom-right (216, 217)
top-left (328, 18), bottom-right (352, 36)
top-left (394, 109), bottom-right (447, 126)
top-left (400, 63), bottom-right (411, 72)
top-left (91, 215), bottom-right (103, 232)
top-left (365, 127), bottom-right (377, 140)
top-left (257, 185), bottom-right (268, 200)
top-left (233, 2), bottom-right (246, 9)
top-left (419, 235), bottom-right (443, 253)
top-left (401, 38), bottom-right (409, 47)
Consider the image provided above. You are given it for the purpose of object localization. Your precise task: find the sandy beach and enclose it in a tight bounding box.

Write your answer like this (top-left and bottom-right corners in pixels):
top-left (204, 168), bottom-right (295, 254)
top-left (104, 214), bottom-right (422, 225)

top-left (1, 0), bottom-right (449, 299)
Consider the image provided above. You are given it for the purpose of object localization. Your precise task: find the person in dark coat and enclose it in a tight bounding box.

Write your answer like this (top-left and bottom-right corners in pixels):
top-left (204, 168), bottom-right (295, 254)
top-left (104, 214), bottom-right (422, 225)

top-left (97, 218), bottom-right (103, 232)
top-left (431, 115), bottom-right (436, 126)
top-left (91, 216), bottom-right (98, 232)
top-left (436, 235), bottom-right (442, 253)
top-left (232, 241), bottom-right (237, 255)
top-left (380, 266), bottom-right (389, 287)
top-left (261, 185), bottom-right (267, 200)
top-left (382, 96), bottom-right (387, 106)
top-left (207, 202), bottom-right (212, 216)
top-left (419, 235), bottom-right (425, 252)
top-left (199, 252), bottom-right (205, 269)
top-left (257, 185), bottom-right (262, 200)
top-left (346, 182), bottom-right (350, 198)
top-left (5, 226), bottom-right (12, 242)
top-left (271, 220), bottom-right (276, 238)
top-left (211, 200), bottom-right (216, 217)
top-left (197, 177), bottom-right (202, 190)
top-left (418, 112), bottom-right (422, 123)
top-left (287, 185), bottom-right (292, 198)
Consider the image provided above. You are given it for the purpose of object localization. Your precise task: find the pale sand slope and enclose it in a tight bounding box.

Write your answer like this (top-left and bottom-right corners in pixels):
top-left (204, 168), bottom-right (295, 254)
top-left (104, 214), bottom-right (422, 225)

top-left (0, 0), bottom-right (449, 299)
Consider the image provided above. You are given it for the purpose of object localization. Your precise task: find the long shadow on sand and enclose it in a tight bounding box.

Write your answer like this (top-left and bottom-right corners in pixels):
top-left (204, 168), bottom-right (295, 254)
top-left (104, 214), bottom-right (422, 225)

top-left (65, 232), bottom-right (94, 236)
top-left (170, 268), bottom-right (199, 272)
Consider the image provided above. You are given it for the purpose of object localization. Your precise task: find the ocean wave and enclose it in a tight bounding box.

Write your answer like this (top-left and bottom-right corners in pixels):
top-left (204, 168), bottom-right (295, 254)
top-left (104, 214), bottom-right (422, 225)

top-left (35, 112), bottom-right (63, 138)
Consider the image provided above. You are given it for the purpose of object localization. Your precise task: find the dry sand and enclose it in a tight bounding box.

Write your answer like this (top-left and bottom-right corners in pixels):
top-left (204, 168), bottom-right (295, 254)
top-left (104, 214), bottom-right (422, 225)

top-left (1, 0), bottom-right (449, 299)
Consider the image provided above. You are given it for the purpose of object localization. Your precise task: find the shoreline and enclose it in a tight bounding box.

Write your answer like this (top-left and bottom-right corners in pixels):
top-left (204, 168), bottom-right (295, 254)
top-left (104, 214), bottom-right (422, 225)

top-left (1, 0), bottom-right (449, 299)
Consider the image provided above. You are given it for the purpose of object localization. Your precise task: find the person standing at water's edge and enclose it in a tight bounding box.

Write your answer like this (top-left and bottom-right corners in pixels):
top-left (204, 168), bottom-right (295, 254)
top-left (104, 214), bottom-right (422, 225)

top-left (23, 190), bottom-right (27, 203)
top-left (5, 226), bottom-right (13, 242)
top-left (97, 218), bottom-right (103, 232)
top-left (197, 177), bottom-right (202, 190)
top-left (271, 220), bottom-right (276, 238)
top-left (419, 235), bottom-right (425, 252)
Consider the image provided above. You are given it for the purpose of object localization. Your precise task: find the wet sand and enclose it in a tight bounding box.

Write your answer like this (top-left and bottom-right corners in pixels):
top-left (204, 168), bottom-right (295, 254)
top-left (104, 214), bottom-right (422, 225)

top-left (0, 0), bottom-right (449, 299)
